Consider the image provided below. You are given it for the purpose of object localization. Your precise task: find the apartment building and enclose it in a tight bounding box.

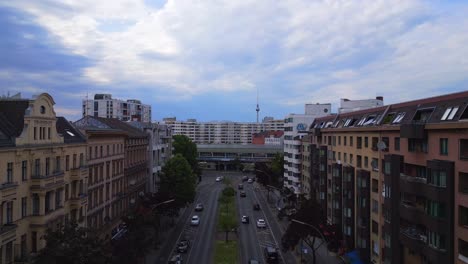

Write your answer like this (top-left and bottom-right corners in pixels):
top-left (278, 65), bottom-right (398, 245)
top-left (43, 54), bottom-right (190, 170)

top-left (0, 93), bottom-right (88, 262)
top-left (163, 118), bottom-right (284, 144)
top-left (304, 91), bottom-right (468, 264)
top-left (252, 131), bottom-right (284, 145)
top-left (284, 103), bottom-right (332, 195)
top-left (74, 116), bottom-right (149, 237)
top-left (129, 122), bottom-right (172, 193)
top-left (339, 97), bottom-right (384, 114)
top-left (82, 94), bottom-right (152, 122)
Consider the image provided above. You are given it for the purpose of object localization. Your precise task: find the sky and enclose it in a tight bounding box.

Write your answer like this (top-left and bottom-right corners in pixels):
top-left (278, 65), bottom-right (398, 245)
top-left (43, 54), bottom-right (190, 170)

top-left (1, 0), bottom-right (467, 122)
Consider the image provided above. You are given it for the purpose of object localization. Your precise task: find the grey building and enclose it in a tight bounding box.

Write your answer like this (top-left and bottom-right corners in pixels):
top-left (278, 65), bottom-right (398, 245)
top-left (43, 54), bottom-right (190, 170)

top-left (83, 94), bottom-right (152, 122)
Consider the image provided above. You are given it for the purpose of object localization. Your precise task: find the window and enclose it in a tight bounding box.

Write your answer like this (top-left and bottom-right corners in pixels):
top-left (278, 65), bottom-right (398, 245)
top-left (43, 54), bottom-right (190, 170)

top-left (73, 154), bottom-right (77, 169)
top-left (21, 234), bottom-right (27, 258)
top-left (100, 146), bottom-right (103, 157)
top-left (460, 172), bottom-right (468, 194)
top-left (338, 136), bottom-right (341, 145)
top-left (56, 189), bottom-right (62, 208)
top-left (6, 201), bottom-right (13, 224)
top-left (440, 138), bottom-right (448, 155)
top-left (357, 137), bottom-right (362, 149)
top-left (80, 153), bottom-right (84, 166)
top-left (428, 231), bottom-right (445, 250)
top-left (364, 156), bottom-right (369, 168)
top-left (426, 200), bottom-right (445, 218)
top-left (21, 197), bottom-right (27, 218)
top-left (45, 157), bottom-right (50, 176)
top-left (34, 127), bottom-right (37, 140)
top-left (55, 156), bottom-right (61, 172)
top-left (372, 199), bottom-right (378, 213)
top-left (31, 232), bottom-right (37, 253)
top-left (408, 138), bottom-right (428, 153)
top-left (7, 162), bottom-right (13, 183)
top-left (6, 241), bottom-right (12, 264)
top-left (344, 136), bottom-right (347, 146)
top-left (48, 127), bottom-right (51, 139)
top-left (357, 155), bottom-right (362, 168)
top-left (22, 160), bottom-right (27, 180)
top-left (372, 220), bottom-right (378, 234)
top-left (372, 179), bottom-right (378, 193)
top-left (34, 159), bottom-right (40, 177)
top-left (441, 106), bottom-right (459, 120)
top-left (350, 136), bottom-right (353, 146)
top-left (66, 155), bottom-right (70, 171)
top-left (392, 112), bottom-right (405, 124)
top-left (365, 137), bottom-right (369, 148)
top-left (394, 137), bottom-right (400, 151)
top-left (89, 147), bottom-right (93, 159)
top-left (428, 169), bottom-right (447, 187)
top-left (460, 139), bottom-right (468, 160)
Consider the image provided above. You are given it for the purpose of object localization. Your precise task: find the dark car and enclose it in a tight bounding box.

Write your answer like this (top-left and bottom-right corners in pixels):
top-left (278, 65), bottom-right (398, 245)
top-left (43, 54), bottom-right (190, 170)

top-left (238, 184), bottom-right (244, 190)
top-left (241, 215), bottom-right (249, 224)
top-left (253, 203), bottom-right (260, 210)
top-left (177, 239), bottom-right (190, 253)
top-left (168, 254), bottom-right (183, 264)
top-left (264, 246), bottom-right (278, 263)
top-left (195, 203), bottom-right (204, 211)
top-left (242, 176), bottom-right (249, 182)
top-left (240, 191), bottom-right (246, 197)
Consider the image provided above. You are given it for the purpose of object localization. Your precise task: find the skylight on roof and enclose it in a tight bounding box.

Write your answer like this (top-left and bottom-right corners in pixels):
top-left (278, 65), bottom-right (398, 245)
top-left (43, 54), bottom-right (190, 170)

top-left (392, 112), bottom-right (406, 124)
top-left (441, 106), bottom-right (459, 120)
top-left (66, 130), bottom-right (75, 137)
top-left (448, 106), bottom-right (459, 120)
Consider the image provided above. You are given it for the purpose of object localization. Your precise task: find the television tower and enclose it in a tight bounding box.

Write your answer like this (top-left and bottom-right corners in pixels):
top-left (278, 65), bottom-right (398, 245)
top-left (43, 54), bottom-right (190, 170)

top-left (256, 88), bottom-right (260, 123)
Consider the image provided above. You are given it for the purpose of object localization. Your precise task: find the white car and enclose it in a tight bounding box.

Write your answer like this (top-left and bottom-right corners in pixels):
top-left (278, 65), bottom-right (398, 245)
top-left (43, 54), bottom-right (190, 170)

top-left (216, 177), bottom-right (222, 182)
top-left (247, 178), bottom-right (253, 183)
top-left (256, 218), bottom-right (266, 228)
top-left (191, 215), bottom-right (200, 226)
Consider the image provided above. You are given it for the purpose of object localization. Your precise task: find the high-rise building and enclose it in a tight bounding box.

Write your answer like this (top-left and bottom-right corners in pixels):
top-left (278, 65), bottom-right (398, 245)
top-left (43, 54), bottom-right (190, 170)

top-left (163, 118), bottom-right (284, 144)
top-left (82, 94), bottom-right (151, 122)
top-left (0, 93), bottom-right (88, 261)
top-left (283, 103), bottom-right (332, 195)
top-left (304, 91), bottom-right (468, 264)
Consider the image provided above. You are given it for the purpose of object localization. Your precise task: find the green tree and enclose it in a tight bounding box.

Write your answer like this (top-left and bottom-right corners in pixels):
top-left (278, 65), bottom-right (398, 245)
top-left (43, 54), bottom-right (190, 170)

top-left (34, 222), bottom-right (109, 264)
top-left (172, 135), bottom-right (201, 177)
top-left (160, 154), bottom-right (197, 208)
top-left (271, 152), bottom-right (284, 176)
top-left (218, 187), bottom-right (237, 242)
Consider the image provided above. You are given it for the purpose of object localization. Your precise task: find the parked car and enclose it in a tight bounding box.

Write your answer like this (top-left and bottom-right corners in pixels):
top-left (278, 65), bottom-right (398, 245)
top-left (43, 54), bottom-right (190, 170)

top-left (249, 259), bottom-right (260, 264)
top-left (241, 215), bottom-right (250, 224)
top-left (242, 176), bottom-right (249, 182)
top-left (191, 215), bottom-right (200, 226)
top-left (253, 203), bottom-right (260, 211)
top-left (264, 246), bottom-right (279, 263)
top-left (247, 178), bottom-right (253, 183)
top-left (195, 203), bottom-right (204, 211)
top-left (256, 218), bottom-right (266, 228)
top-left (177, 239), bottom-right (190, 253)
top-left (216, 177), bottom-right (222, 182)
top-left (240, 191), bottom-right (246, 197)
top-left (168, 254), bottom-right (183, 264)
top-left (238, 184), bottom-right (244, 190)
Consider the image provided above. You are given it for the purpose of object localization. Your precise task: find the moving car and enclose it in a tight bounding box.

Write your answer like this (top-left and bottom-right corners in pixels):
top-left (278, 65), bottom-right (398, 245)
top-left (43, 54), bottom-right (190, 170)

top-left (168, 254), bottom-right (183, 264)
top-left (177, 239), bottom-right (190, 253)
top-left (241, 215), bottom-right (250, 224)
top-left (238, 184), bottom-right (244, 190)
top-left (216, 177), bottom-right (222, 182)
top-left (240, 191), bottom-right (246, 197)
top-left (191, 215), bottom-right (200, 226)
top-left (264, 246), bottom-right (279, 263)
top-left (247, 178), bottom-right (253, 183)
top-left (256, 218), bottom-right (266, 228)
top-left (195, 203), bottom-right (204, 211)
top-left (253, 203), bottom-right (260, 211)
top-left (242, 176), bottom-right (249, 182)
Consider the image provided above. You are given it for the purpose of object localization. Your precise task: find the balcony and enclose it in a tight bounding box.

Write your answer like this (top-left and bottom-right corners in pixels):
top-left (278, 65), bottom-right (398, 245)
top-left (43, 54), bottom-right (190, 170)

top-left (29, 207), bottom-right (65, 228)
top-left (400, 202), bottom-right (425, 224)
top-left (31, 171), bottom-right (65, 191)
top-left (0, 223), bottom-right (17, 238)
top-left (0, 181), bottom-right (19, 197)
top-left (70, 166), bottom-right (88, 180)
top-left (400, 123), bottom-right (426, 139)
top-left (400, 227), bottom-right (448, 263)
top-left (69, 193), bottom-right (87, 209)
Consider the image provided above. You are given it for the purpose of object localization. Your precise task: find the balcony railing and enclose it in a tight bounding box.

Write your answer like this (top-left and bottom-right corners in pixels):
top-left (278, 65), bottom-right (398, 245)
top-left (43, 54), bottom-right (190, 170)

top-left (0, 181), bottom-right (18, 190)
top-left (400, 173), bottom-right (427, 184)
top-left (401, 227), bottom-right (427, 243)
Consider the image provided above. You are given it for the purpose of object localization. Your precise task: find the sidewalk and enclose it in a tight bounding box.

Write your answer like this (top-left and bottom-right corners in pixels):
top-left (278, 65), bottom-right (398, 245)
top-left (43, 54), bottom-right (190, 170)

top-left (256, 184), bottom-right (342, 264)
top-left (144, 207), bottom-right (187, 264)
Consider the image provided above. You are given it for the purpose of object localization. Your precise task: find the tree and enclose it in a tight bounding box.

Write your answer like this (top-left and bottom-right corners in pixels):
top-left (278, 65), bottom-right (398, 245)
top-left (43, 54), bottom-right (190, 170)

top-left (160, 154), bottom-right (197, 208)
top-left (281, 199), bottom-right (327, 264)
top-left (271, 152), bottom-right (284, 176)
top-left (172, 135), bottom-right (201, 177)
top-left (218, 187), bottom-right (237, 242)
top-left (34, 222), bottom-right (109, 264)
top-left (255, 152), bottom-right (284, 189)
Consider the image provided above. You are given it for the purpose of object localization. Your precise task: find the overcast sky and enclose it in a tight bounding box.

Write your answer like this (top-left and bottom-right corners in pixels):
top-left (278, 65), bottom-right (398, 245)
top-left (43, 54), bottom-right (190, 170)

top-left (1, 0), bottom-right (467, 122)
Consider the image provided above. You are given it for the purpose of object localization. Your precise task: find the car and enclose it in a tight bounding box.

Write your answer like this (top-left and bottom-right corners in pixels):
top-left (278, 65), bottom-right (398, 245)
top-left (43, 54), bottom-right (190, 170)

top-left (168, 254), bottom-right (183, 264)
top-left (238, 183), bottom-right (244, 190)
top-left (195, 203), bottom-right (204, 211)
top-left (216, 177), bottom-right (222, 182)
top-left (191, 215), bottom-right (200, 226)
top-left (253, 203), bottom-right (260, 211)
top-left (264, 246), bottom-right (279, 263)
top-left (240, 191), bottom-right (246, 197)
top-left (177, 239), bottom-right (190, 253)
top-left (249, 259), bottom-right (260, 264)
top-left (241, 215), bottom-right (250, 224)
top-left (256, 218), bottom-right (266, 228)
top-left (242, 176), bottom-right (249, 182)
top-left (247, 178), bottom-right (253, 183)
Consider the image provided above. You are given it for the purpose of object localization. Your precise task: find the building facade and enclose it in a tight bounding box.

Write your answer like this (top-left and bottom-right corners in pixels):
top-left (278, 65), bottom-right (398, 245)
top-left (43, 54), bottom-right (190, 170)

top-left (82, 94), bottom-right (151, 122)
top-left (338, 96), bottom-right (384, 114)
top-left (305, 91), bottom-right (468, 264)
top-left (0, 93), bottom-right (88, 262)
top-left (163, 118), bottom-right (284, 144)
top-left (284, 103), bottom-right (332, 195)
top-left (252, 131), bottom-right (284, 145)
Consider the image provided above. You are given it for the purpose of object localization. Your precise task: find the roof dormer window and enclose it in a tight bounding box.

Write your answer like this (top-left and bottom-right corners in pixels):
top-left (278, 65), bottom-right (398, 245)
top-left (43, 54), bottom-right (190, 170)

top-left (392, 112), bottom-right (406, 124)
top-left (441, 106), bottom-right (459, 120)
top-left (40, 106), bottom-right (46, 114)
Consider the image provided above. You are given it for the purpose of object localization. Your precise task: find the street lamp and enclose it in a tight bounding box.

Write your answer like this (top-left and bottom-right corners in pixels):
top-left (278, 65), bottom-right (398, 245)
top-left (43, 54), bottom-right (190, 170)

top-left (291, 219), bottom-right (328, 264)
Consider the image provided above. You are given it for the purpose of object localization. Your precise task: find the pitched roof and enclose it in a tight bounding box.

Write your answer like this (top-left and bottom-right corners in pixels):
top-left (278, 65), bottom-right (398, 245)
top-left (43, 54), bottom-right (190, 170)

top-left (56, 117), bottom-right (87, 144)
top-left (0, 99), bottom-right (29, 139)
top-left (75, 116), bottom-right (147, 138)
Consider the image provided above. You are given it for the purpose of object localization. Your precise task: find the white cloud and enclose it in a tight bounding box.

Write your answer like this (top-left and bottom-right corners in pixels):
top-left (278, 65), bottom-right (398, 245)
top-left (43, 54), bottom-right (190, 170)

top-left (2, 0), bottom-right (468, 109)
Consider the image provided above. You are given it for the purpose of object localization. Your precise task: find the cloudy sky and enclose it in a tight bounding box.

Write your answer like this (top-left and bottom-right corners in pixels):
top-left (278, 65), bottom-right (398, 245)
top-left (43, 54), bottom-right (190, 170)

top-left (1, 0), bottom-right (467, 122)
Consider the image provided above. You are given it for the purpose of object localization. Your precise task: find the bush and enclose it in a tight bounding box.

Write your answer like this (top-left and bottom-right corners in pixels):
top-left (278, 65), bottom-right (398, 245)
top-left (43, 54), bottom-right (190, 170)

top-left (222, 187), bottom-right (236, 197)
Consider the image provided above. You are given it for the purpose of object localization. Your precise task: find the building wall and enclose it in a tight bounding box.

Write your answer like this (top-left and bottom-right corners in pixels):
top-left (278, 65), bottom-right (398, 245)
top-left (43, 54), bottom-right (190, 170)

top-left (82, 94), bottom-right (151, 122)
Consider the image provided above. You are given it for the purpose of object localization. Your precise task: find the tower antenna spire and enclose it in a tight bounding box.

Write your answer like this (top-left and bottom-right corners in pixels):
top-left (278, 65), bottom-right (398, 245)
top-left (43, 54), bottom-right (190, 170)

top-left (256, 87), bottom-right (260, 123)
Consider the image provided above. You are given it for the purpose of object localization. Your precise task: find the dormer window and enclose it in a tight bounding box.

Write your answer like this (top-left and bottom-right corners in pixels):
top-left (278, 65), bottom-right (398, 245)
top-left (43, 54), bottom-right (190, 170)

top-left (40, 106), bottom-right (45, 114)
top-left (441, 106), bottom-right (459, 121)
top-left (392, 112), bottom-right (406, 124)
